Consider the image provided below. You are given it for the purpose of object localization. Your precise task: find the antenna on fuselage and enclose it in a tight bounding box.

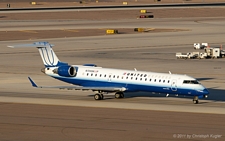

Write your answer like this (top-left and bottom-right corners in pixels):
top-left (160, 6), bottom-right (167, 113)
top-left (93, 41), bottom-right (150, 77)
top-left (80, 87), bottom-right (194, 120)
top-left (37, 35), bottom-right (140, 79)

top-left (134, 68), bottom-right (137, 71)
top-left (169, 71), bottom-right (172, 74)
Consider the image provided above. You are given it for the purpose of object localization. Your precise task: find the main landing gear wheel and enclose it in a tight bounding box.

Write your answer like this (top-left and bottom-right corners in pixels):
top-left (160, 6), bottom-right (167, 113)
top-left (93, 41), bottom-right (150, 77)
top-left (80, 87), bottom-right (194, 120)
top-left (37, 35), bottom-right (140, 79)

top-left (94, 94), bottom-right (104, 100)
top-left (193, 96), bottom-right (199, 104)
top-left (115, 92), bottom-right (124, 99)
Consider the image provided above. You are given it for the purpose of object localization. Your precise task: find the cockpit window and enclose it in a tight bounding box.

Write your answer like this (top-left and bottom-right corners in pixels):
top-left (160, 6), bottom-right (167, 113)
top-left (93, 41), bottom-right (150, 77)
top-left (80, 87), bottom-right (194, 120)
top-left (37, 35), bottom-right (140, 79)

top-left (183, 80), bottom-right (199, 84)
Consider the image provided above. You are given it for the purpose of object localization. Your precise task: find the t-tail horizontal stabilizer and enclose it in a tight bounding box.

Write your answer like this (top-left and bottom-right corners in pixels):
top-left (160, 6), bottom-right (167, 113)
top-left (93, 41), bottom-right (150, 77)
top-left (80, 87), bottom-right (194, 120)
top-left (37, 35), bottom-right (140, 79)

top-left (8, 42), bottom-right (68, 67)
top-left (8, 42), bottom-right (54, 48)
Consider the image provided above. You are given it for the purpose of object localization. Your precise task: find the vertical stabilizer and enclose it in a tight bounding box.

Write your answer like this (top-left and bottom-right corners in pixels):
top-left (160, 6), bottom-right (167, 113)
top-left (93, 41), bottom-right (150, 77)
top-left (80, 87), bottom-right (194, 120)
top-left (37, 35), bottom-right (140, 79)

top-left (37, 42), bottom-right (59, 67)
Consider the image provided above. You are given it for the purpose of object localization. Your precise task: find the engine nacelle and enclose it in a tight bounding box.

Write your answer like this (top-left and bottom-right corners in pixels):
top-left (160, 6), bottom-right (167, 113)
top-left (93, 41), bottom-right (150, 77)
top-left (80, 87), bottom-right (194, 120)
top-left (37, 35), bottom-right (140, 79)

top-left (54, 66), bottom-right (76, 77)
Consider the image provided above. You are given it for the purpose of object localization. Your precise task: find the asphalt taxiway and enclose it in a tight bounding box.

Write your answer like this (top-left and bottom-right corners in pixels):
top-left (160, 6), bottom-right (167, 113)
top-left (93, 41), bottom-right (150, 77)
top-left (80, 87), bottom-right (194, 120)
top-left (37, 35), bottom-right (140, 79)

top-left (0, 9), bottom-right (225, 141)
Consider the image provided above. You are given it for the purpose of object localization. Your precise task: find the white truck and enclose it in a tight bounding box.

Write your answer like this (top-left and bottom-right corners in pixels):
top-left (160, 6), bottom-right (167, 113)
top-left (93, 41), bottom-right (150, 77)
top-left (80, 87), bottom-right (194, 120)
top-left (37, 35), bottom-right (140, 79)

top-left (176, 43), bottom-right (225, 59)
top-left (194, 43), bottom-right (208, 49)
top-left (205, 48), bottom-right (220, 58)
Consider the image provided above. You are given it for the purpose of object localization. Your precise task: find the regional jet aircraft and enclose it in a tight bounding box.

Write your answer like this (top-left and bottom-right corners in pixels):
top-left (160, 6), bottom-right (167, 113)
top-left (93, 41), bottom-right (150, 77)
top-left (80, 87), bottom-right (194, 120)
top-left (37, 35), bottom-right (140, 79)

top-left (9, 42), bottom-right (209, 104)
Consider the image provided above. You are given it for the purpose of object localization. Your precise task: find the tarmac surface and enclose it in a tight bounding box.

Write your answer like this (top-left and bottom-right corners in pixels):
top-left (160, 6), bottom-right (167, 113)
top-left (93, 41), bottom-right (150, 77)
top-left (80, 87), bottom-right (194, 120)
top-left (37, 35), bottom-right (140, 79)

top-left (0, 6), bottom-right (225, 141)
top-left (0, 103), bottom-right (224, 141)
top-left (1, 0), bottom-right (225, 8)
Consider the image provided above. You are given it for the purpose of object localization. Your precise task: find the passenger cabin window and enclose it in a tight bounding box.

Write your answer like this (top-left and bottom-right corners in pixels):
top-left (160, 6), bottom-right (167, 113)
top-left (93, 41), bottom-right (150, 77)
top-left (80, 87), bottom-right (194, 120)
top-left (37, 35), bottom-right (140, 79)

top-left (183, 80), bottom-right (199, 84)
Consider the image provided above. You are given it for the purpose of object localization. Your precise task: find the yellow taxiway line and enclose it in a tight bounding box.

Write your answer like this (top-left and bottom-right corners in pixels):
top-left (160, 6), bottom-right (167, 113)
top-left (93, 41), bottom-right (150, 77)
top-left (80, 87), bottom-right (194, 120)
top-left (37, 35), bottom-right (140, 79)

top-left (61, 29), bottom-right (79, 32)
top-left (19, 30), bottom-right (38, 33)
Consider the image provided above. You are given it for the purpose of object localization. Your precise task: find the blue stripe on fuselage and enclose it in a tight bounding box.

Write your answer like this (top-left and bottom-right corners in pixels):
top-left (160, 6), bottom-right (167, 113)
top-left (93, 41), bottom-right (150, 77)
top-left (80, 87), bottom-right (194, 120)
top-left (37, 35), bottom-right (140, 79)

top-left (51, 76), bottom-right (204, 96)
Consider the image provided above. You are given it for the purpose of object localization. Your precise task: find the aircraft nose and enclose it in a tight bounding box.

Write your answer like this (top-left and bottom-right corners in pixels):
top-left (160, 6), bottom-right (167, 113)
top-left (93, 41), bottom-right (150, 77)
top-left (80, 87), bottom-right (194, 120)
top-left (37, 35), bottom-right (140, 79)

top-left (203, 88), bottom-right (209, 95)
top-left (196, 88), bottom-right (209, 95)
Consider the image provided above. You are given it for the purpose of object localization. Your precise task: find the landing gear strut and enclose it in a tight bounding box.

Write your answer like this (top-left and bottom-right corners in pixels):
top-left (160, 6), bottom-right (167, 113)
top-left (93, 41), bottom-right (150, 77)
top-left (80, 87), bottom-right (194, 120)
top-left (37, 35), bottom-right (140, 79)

top-left (115, 92), bottom-right (124, 99)
top-left (193, 96), bottom-right (199, 104)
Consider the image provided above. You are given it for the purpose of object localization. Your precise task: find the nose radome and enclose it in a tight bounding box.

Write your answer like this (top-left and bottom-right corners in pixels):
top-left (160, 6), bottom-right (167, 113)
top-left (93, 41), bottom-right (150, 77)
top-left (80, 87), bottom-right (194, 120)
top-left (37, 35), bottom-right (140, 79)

top-left (196, 88), bottom-right (209, 95)
top-left (203, 88), bottom-right (209, 95)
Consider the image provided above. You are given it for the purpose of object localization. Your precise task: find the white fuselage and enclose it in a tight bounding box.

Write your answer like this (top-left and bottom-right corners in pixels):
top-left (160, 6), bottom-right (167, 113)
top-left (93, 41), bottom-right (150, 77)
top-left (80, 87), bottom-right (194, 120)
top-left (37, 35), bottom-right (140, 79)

top-left (44, 65), bottom-right (208, 96)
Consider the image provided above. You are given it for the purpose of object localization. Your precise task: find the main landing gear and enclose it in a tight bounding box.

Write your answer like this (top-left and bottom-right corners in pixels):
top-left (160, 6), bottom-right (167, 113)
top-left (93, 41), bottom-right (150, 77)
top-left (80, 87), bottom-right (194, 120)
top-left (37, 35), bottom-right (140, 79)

top-left (115, 91), bottom-right (124, 99)
top-left (94, 94), bottom-right (104, 100)
top-left (193, 96), bottom-right (199, 104)
top-left (94, 92), bottom-right (124, 100)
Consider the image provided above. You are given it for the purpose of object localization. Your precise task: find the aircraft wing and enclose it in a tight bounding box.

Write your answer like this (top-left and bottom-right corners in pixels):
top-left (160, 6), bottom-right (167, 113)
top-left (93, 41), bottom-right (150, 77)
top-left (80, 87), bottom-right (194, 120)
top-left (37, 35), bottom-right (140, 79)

top-left (28, 77), bottom-right (126, 92)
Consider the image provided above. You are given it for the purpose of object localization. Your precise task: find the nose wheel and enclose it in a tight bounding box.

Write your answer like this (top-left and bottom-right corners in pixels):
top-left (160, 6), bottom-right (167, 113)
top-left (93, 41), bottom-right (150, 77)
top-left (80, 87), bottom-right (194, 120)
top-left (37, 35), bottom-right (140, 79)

top-left (193, 96), bottom-right (199, 104)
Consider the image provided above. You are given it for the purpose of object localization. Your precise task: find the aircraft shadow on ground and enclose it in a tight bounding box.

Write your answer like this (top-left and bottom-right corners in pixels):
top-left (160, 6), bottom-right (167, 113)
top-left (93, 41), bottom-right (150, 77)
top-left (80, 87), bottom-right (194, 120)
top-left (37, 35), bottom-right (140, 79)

top-left (87, 78), bottom-right (225, 102)
top-left (87, 88), bottom-right (225, 102)
top-left (124, 77), bottom-right (225, 102)
top-left (124, 87), bottom-right (225, 102)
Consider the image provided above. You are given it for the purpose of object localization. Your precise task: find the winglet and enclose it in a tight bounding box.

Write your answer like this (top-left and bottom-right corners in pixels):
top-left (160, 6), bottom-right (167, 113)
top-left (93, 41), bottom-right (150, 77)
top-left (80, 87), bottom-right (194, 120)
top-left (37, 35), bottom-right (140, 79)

top-left (28, 77), bottom-right (38, 87)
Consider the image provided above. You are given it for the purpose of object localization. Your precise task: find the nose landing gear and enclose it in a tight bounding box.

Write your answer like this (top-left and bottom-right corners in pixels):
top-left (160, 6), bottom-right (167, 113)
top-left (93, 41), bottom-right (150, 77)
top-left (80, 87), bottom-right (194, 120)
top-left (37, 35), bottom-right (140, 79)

top-left (193, 96), bottom-right (199, 104)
